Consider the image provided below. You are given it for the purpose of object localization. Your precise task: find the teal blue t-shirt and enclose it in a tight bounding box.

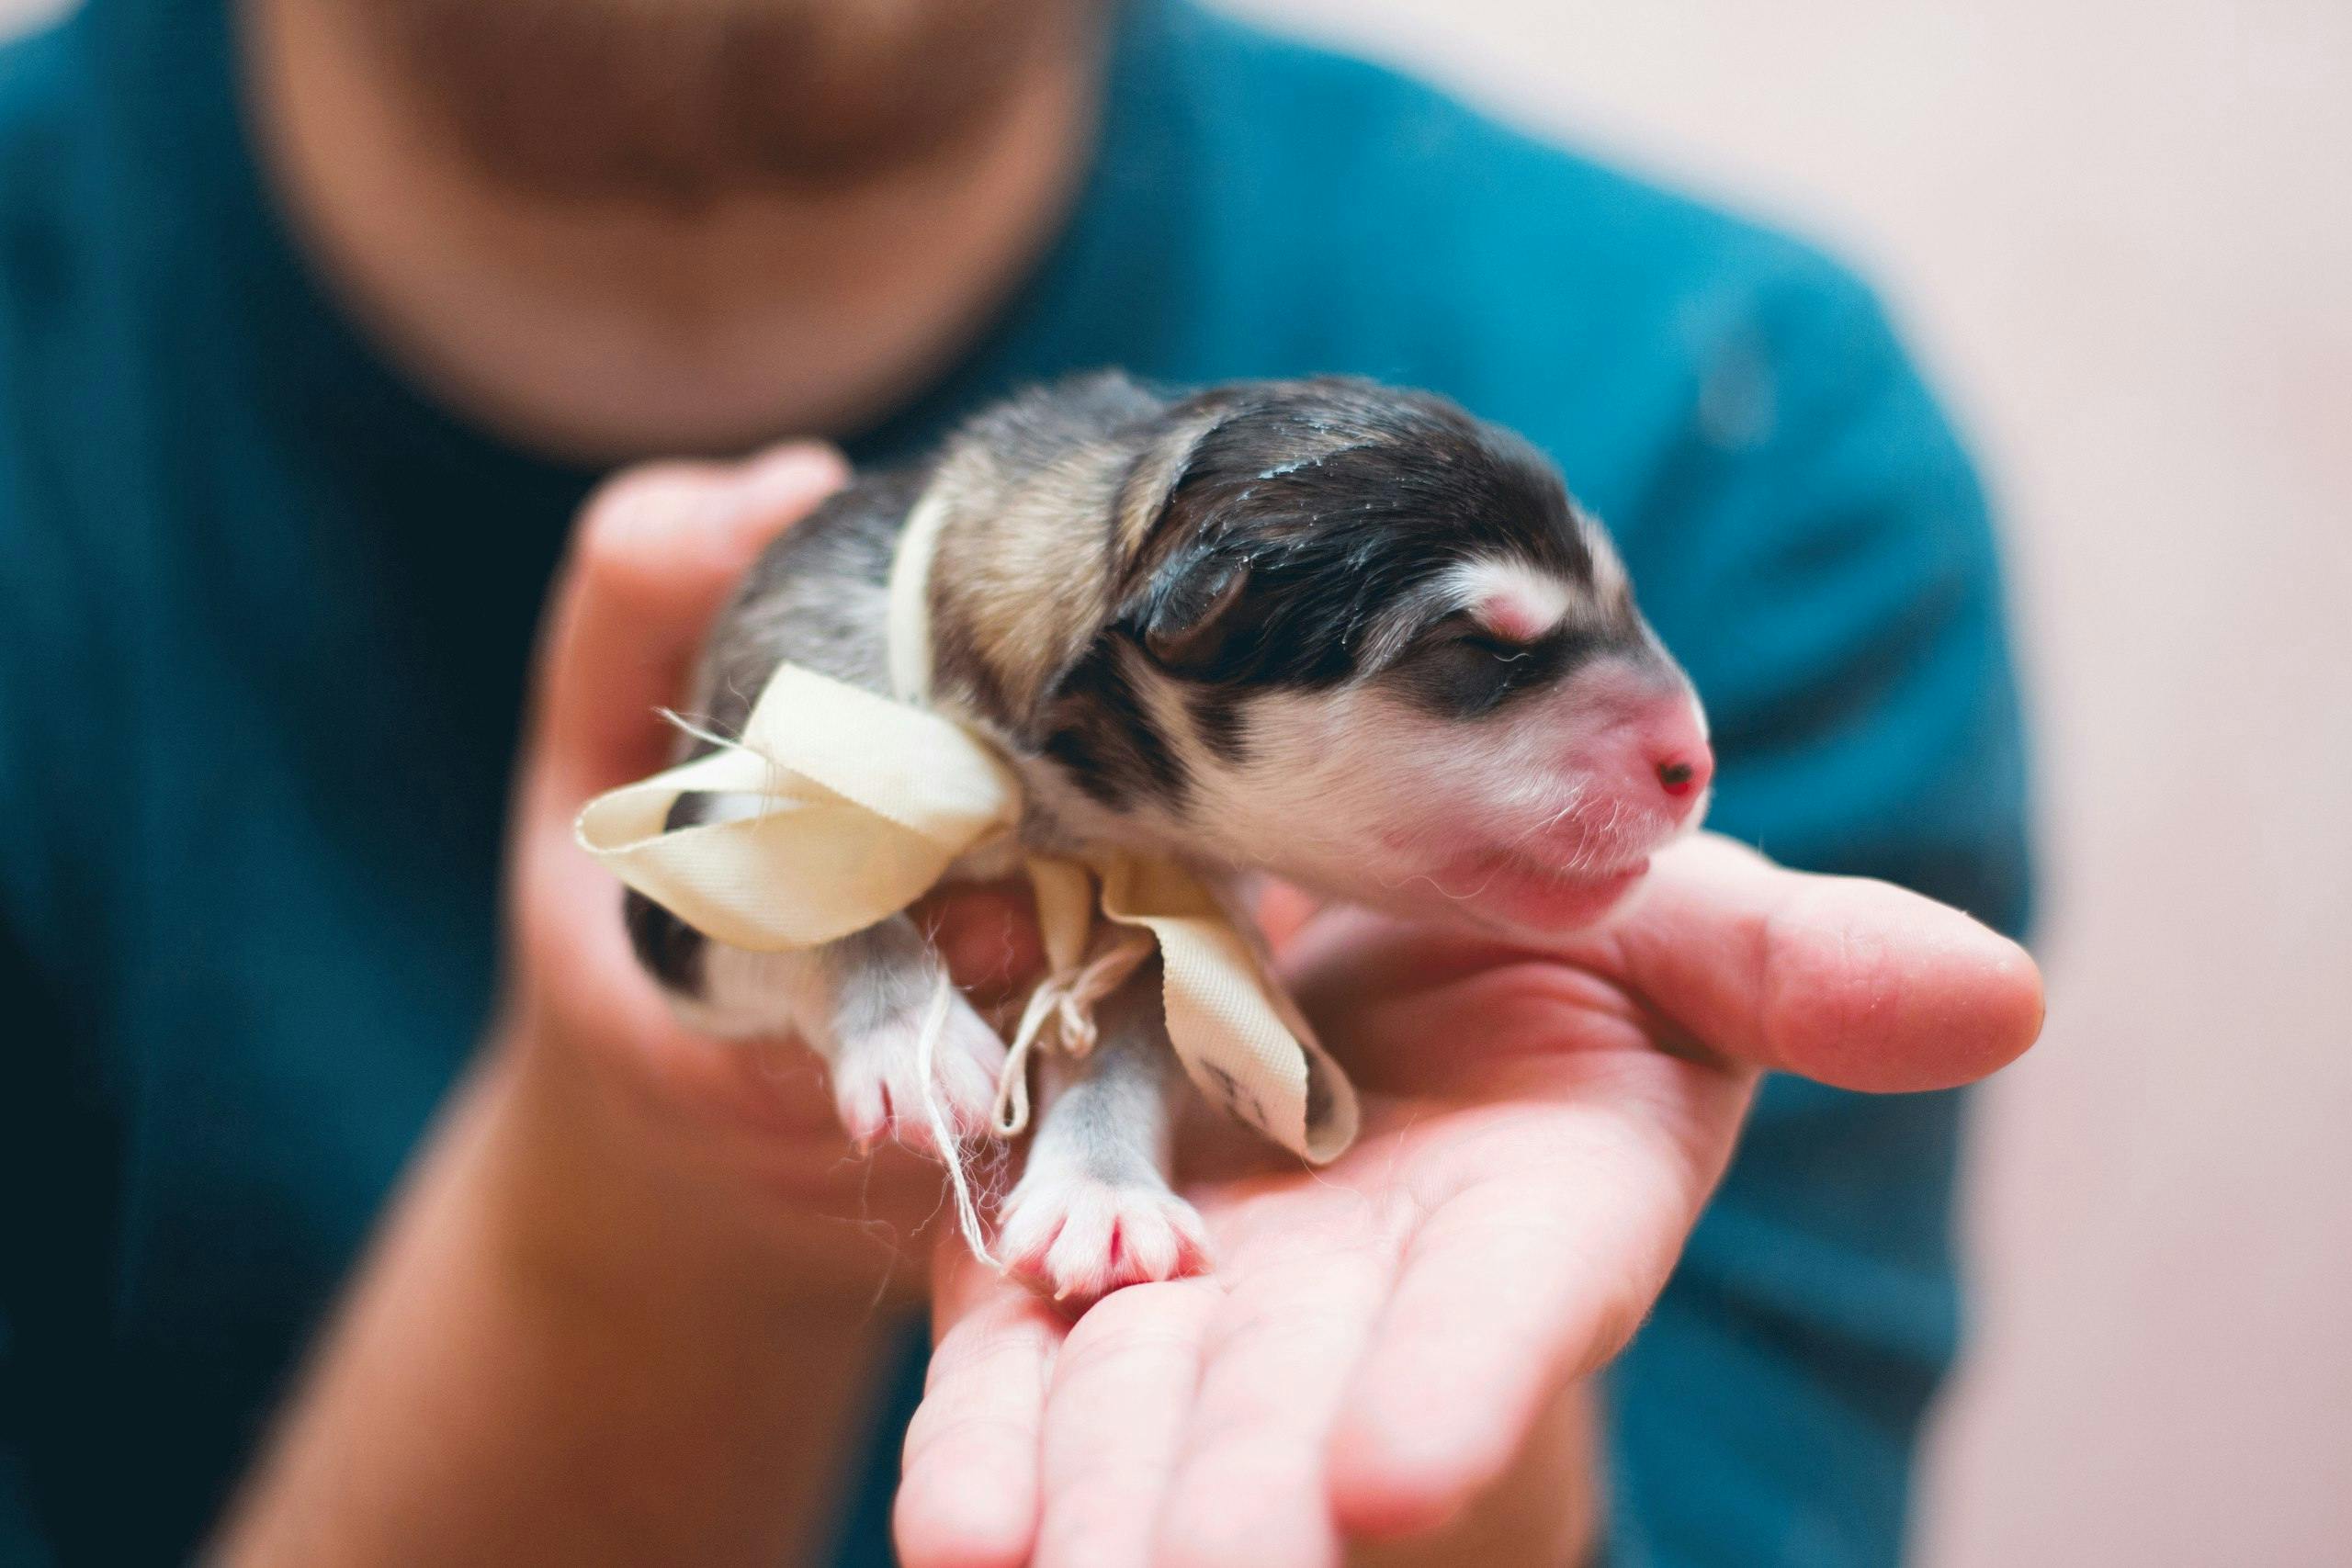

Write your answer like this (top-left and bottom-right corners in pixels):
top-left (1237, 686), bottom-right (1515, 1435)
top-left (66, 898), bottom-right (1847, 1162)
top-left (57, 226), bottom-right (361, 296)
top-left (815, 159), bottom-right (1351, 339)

top-left (0, 1), bottom-right (2030, 1563)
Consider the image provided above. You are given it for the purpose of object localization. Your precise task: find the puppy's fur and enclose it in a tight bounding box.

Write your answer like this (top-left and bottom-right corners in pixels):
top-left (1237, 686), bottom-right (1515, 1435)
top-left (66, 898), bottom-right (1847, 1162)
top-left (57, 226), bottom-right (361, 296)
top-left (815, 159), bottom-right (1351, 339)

top-left (628, 373), bottom-right (1706, 1299)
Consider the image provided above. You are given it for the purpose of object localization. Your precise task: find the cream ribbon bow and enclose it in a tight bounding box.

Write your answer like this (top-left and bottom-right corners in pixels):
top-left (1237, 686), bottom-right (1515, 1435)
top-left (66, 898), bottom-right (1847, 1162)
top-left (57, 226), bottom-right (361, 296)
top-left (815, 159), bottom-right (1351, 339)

top-left (571, 492), bottom-right (1360, 1176)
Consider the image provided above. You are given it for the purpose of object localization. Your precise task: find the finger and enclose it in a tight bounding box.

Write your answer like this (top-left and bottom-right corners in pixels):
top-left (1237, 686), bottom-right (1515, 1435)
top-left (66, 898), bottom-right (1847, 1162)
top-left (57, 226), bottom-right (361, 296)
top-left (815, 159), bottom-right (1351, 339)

top-left (1328, 1064), bottom-right (1751, 1537)
top-left (526, 444), bottom-right (847, 806)
top-left (1150, 1237), bottom-right (1395, 1568)
top-left (1030, 1280), bottom-right (1220, 1568)
top-left (1600, 832), bottom-right (2044, 1090)
top-left (896, 1247), bottom-right (1062, 1568)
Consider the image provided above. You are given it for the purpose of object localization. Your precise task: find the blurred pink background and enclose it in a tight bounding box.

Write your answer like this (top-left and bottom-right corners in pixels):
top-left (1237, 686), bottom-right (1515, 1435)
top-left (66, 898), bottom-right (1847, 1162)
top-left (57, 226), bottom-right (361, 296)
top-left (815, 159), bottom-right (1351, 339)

top-left (9, 0), bottom-right (2343, 1561)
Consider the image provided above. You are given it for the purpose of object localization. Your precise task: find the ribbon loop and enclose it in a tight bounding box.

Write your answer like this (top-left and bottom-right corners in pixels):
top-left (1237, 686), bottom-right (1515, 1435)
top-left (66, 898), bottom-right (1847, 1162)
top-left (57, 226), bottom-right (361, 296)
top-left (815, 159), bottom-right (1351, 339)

top-left (575, 666), bottom-right (1024, 952)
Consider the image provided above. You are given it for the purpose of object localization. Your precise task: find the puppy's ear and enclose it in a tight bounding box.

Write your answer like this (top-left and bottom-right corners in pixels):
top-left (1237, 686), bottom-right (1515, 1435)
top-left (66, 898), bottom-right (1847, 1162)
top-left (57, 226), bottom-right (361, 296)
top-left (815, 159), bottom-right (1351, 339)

top-left (1107, 393), bottom-right (1259, 675)
top-left (1134, 546), bottom-right (1252, 671)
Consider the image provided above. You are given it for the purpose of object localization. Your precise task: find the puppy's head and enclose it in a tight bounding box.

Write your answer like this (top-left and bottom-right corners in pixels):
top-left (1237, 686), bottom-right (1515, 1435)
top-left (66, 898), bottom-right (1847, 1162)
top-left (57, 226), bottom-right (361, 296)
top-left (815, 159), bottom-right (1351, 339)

top-left (1038, 378), bottom-right (1710, 940)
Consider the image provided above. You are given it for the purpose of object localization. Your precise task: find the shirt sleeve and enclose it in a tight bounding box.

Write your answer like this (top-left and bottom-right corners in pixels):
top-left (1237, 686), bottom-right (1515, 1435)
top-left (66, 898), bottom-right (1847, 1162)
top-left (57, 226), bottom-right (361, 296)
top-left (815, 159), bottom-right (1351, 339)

top-left (1600, 263), bottom-right (2034, 1568)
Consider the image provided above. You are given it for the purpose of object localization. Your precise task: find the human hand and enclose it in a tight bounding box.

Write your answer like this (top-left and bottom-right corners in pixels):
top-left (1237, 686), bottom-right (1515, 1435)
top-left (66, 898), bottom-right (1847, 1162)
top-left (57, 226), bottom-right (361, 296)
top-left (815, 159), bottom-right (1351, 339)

top-left (896, 832), bottom-right (2042, 1565)
top-left (501, 444), bottom-right (1041, 1306)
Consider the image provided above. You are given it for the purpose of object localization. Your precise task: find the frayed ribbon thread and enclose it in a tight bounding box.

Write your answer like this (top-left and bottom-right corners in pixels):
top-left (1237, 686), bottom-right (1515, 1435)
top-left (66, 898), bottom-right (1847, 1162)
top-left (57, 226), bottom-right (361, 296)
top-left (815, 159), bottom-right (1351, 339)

top-left (910, 967), bottom-right (997, 1267)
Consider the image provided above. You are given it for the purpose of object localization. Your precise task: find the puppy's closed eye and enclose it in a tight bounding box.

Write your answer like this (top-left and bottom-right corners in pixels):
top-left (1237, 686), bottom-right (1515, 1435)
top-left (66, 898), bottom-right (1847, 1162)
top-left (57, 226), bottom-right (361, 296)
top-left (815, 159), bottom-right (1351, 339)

top-left (1395, 617), bottom-right (1541, 715)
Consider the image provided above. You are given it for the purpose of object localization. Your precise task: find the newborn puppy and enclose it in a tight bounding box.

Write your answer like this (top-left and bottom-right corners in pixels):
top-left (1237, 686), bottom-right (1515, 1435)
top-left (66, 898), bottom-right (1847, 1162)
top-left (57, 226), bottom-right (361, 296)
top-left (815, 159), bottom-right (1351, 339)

top-left (626, 373), bottom-right (1712, 1299)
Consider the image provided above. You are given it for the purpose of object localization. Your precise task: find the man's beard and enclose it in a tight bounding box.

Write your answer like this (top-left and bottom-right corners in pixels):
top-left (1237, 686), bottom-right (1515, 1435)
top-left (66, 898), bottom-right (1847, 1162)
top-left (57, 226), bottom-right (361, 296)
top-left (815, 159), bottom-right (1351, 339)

top-left (345, 0), bottom-right (1091, 206)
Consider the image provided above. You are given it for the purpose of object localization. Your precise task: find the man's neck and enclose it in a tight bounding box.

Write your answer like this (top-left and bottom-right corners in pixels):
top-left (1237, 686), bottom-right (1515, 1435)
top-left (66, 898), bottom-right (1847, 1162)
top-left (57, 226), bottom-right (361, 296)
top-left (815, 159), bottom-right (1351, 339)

top-left (243, 0), bottom-right (1101, 464)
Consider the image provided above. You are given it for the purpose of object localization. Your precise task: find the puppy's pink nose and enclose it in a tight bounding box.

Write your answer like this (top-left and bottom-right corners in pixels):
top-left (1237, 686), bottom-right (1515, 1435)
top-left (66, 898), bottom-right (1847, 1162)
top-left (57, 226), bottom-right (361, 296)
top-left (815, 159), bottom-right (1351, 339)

top-left (1637, 699), bottom-right (1713, 811)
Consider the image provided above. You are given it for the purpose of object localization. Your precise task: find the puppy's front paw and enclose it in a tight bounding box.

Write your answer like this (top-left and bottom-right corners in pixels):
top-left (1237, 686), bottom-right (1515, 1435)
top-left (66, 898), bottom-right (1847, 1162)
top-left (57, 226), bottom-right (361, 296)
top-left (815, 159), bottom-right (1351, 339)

top-left (830, 986), bottom-right (1006, 1158)
top-left (998, 1172), bottom-right (1212, 1303)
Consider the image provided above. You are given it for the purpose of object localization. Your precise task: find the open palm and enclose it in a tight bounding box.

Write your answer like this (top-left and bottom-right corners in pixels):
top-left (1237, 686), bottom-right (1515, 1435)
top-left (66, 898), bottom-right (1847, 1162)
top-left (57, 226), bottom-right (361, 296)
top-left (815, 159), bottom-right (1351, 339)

top-left (895, 833), bottom-right (2042, 1568)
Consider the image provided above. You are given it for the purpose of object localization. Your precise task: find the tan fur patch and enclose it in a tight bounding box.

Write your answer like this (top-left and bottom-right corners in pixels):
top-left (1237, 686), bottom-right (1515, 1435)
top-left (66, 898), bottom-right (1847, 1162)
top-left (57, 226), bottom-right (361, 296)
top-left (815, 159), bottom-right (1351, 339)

top-left (924, 437), bottom-right (1130, 726)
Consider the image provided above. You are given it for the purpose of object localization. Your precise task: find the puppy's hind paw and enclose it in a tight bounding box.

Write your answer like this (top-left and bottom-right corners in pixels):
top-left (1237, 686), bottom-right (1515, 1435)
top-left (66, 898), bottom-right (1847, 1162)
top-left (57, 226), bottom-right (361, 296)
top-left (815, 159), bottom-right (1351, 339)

top-left (830, 985), bottom-right (1007, 1159)
top-left (998, 1175), bottom-right (1212, 1304)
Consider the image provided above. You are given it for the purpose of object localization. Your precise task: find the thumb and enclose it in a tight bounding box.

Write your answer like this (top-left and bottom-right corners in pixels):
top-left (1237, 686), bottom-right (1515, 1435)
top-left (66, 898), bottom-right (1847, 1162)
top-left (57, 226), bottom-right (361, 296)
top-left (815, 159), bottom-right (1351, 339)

top-left (1594, 832), bottom-right (2045, 1091)
top-left (526, 444), bottom-right (847, 807)
top-left (1282, 833), bottom-right (2042, 1096)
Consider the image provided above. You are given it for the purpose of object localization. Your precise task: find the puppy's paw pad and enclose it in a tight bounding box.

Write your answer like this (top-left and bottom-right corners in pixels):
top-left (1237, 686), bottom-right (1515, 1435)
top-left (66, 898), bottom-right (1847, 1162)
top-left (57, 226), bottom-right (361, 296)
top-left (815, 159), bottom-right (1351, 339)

top-left (999, 1176), bottom-right (1211, 1303)
top-left (831, 989), bottom-right (1006, 1157)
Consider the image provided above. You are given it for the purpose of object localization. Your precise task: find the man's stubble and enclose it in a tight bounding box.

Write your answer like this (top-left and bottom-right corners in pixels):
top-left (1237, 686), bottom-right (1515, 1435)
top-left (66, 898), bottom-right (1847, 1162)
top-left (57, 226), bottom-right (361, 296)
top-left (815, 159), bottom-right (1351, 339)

top-left (344, 0), bottom-right (1095, 206)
